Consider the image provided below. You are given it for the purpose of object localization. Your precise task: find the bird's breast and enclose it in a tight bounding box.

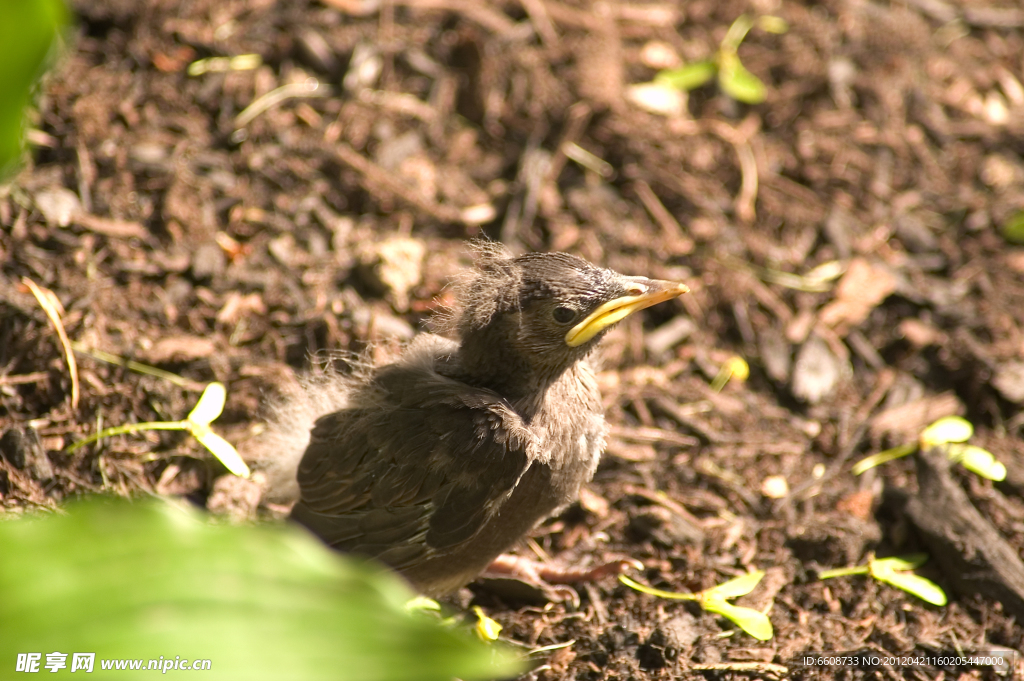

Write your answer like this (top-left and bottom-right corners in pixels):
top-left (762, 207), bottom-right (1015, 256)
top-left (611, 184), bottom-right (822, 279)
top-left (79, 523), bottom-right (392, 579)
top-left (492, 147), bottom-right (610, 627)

top-left (523, 361), bottom-right (606, 505)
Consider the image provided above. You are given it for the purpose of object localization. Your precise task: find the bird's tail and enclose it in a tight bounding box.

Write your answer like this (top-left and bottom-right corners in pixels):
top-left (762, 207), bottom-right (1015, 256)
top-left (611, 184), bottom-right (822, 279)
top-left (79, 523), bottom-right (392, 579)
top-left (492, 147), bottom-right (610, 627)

top-left (248, 369), bottom-right (354, 505)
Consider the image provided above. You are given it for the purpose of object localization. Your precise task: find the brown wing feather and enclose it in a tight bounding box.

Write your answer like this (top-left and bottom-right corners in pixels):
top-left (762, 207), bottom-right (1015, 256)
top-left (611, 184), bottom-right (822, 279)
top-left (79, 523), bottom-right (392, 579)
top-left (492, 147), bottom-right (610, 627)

top-left (290, 360), bottom-right (533, 570)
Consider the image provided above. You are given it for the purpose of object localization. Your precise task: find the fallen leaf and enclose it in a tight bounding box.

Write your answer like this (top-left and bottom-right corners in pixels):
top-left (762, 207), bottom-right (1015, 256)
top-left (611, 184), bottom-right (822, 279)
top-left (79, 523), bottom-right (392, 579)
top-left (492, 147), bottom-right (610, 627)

top-left (818, 258), bottom-right (897, 335)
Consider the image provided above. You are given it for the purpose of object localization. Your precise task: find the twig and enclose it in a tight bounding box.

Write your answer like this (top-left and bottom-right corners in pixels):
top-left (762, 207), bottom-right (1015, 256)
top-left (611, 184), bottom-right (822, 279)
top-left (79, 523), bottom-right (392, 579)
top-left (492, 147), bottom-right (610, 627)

top-left (0, 372), bottom-right (50, 386)
top-left (71, 342), bottom-right (206, 391)
top-left (733, 141), bottom-right (758, 223)
top-left (632, 179), bottom-right (694, 254)
top-left (21, 278), bottom-right (79, 410)
top-left (332, 141), bottom-right (467, 225)
top-left (519, 0), bottom-right (558, 48)
top-left (398, 0), bottom-right (517, 33)
top-left (691, 662), bottom-right (788, 679)
top-left (235, 79), bottom-right (328, 129)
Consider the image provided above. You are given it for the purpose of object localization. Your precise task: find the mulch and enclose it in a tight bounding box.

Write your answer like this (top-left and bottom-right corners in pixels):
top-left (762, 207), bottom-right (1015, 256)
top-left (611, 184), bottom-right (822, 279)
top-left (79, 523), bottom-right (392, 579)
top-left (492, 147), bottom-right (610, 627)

top-left (2, 0), bottom-right (1024, 678)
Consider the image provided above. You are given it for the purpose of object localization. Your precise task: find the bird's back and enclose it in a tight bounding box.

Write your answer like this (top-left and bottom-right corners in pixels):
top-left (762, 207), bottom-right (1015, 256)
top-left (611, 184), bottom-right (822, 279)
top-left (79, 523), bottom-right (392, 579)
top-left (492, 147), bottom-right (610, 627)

top-left (289, 333), bottom-right (606, 594)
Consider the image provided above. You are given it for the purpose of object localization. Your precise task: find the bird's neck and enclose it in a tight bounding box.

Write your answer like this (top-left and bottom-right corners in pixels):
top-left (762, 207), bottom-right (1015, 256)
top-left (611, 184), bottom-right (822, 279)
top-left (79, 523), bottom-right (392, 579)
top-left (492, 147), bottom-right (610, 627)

top-left (451, 330), bottom-right (567, 414)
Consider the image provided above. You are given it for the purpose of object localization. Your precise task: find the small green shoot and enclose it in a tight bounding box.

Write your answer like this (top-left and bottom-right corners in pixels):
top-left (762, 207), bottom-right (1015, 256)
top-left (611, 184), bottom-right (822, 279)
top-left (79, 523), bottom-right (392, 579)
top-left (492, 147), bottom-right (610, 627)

top-left (620, 571), bottom-right (773, 641)
top-left (652, 15), bottom-right (787, 104)
top-left (819, 554), bottom-right (947, 606)
top-left (710, 356), bottom-right (750, 392)
top-left (1001, 210), bottom-right (1024, 244)
top-left (472, 606), bottom-right (502, 642)
top-left (66, 382), bottom-right (250, 478)
top-left (851, 416), bottom-right (1005, 481)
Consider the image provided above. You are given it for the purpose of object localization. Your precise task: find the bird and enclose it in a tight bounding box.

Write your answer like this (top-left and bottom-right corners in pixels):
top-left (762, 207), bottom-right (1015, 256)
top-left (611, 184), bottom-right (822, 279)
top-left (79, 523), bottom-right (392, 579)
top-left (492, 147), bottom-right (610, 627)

top-left (271, 243), bottom-right (688, 596)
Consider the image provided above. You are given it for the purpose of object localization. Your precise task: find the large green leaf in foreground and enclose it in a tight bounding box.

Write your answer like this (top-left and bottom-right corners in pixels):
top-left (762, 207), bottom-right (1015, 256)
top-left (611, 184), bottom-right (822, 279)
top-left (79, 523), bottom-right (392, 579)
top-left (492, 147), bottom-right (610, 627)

top-left (0, 0), bottom-right (68, 178)
top-left (0, 498), bottom-right (524, 681)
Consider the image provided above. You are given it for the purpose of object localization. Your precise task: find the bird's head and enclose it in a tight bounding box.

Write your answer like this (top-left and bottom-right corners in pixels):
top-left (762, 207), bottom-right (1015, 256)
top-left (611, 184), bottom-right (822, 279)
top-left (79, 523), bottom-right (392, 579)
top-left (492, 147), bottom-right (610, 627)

top-left (450, 244), bottom-right (688, 397)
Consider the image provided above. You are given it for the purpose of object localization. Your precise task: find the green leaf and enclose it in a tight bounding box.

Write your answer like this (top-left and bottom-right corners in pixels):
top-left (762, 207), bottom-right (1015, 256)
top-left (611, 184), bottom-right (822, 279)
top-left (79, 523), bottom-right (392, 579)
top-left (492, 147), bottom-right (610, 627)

top-left (919, 416), bottom-right (973, 448)
top-left (757, 16), bottom-right (789, 34)
top-left (655, 61), bottom-right (717, 91)
top-left (702, 599), bottom-right (774, 640)
top-left (472, 606), bottom-right (502, 642)
top-left (185, 382), bottom-right (249, 477)
top-left (878, 571), bottom-right (947, 606)
top-left (193, 429), bottom-right (250, 478)
top-left (871, 554), bottom-right (928, 572)
top-left (188, 382), bottom-right (227, 426)
top-left (869, 557), bottom-right (946, 606)
top-left (0, 498), bottom-right (525, 681)
top-left (868, 555), bottom-right (947, 606)
top-left (0, 0), bottom-right (68, 178)
top-left (702, 570), bottom-right (764, 600)
top-left (1001, 211), bottom-right (1024, 244)
top-left (718, 54), bottom-right (766, 104)
top-left (947, 443), bottom-right (1006, 481)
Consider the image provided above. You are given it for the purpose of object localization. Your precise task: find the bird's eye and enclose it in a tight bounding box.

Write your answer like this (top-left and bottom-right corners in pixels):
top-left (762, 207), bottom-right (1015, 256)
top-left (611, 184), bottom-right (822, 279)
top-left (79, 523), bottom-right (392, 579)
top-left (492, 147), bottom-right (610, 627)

top-left (552, 306), bottom-right (577, 324)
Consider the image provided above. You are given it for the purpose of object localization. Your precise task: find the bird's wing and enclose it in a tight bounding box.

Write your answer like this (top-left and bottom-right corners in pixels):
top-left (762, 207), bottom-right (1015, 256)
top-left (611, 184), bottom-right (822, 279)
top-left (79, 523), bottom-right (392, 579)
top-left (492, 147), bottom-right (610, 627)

top-left (290, 362), bottom-right (534, 569)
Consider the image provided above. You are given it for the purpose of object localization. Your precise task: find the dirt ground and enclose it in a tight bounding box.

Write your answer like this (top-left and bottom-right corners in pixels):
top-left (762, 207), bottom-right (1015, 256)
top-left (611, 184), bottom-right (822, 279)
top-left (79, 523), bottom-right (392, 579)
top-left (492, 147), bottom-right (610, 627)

top-left (3, 0), bottom-right (1024, 678)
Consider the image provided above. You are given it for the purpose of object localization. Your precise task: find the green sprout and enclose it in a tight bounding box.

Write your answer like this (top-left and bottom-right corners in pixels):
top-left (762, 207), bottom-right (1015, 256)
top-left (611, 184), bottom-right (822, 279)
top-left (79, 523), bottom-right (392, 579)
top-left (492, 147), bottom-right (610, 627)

top-left (66, 382), bottom-right (250, 478)
top-left (1001, 210), bottom-right (1024, 244)
top-left (472, 606), bottom-right (502, 642)
top-left (819, 554), bottom-right (947, 606)
top-left (653, 15), bottom-right (787, 104)
top-left (406, 598), bottom-right (502, 644)
top-left (710, 356), bottom-right (750, 392)
top-left (620, 571), bottom-right (773, 641)
top-left (852, 416), bottom-right (1006, 481)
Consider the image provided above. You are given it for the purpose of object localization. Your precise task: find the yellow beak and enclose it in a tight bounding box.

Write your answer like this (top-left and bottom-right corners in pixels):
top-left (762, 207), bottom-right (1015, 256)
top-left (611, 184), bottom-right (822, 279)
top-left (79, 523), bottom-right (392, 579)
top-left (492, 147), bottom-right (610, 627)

top-left (565, 279), bottom-right (689, 347)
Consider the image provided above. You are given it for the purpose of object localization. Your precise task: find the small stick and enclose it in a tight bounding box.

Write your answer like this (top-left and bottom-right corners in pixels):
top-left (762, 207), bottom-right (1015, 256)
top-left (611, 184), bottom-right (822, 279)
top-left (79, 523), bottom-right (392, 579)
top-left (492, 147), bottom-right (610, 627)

top-left (21, 278), bottom-right (79, 410)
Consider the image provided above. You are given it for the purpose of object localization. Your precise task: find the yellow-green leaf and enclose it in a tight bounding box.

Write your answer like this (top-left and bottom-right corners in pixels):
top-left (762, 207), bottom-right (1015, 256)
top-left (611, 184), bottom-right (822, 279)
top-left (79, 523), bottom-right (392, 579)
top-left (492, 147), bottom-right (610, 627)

top-left (702, 570), bottom-right (764, 600)
top-left (869, 563), bottom-right (947, 606)
top-left (868, 555), bottom-right (946, 606)
top-left (702, 599), bottom-right (774, 640)
top-left (718, 55), bottom-right (766, 104)
top-left (948, 443), bottom-right (1007, 481)
top-left (188, 382), bottom-right (227, 426)
top-left (870, 554), bottom-right (928, 573)
top-left (757, 15), bottom-right (789, 34)
top-left (472, 606), bottom-right (502, 642)
top-left (195, 429), bottom-right (250, 478)
top-left (919, 416), bottom-right (972, 448)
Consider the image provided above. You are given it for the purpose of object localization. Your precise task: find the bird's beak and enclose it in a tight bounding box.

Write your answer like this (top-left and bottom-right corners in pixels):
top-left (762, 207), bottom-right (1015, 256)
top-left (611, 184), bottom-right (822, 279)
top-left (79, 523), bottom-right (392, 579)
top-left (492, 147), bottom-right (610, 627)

top-left (565, 278), bottom-right (689, 347)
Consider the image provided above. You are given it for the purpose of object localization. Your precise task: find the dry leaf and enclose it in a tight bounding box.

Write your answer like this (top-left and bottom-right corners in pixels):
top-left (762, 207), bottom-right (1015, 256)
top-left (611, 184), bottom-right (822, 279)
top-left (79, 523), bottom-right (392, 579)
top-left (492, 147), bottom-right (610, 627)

top-left (818, 258), bottom-right (897, 335)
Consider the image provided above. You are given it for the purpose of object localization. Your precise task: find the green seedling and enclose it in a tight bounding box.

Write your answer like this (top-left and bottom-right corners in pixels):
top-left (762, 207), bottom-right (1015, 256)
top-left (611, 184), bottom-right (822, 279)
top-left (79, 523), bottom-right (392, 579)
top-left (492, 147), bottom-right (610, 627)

top-left (818, 554), bottom-right (947, 606)
top-left (710, 356), bottom-right (750, 392)
top-left (620, 571), bottom-right (773, 641)
top-left (852, 416), bottom-right (1006, 481)
top-left (66, 382), bottom-right (250, 478)
top-left (1001, 210), bottom-right (1024, 244)
top-left (406, 598), bottom-right (502, 643)
top-left (472, 606), bottom-right (502, 642)
top-left (654, 15), bottom-right (787, 104)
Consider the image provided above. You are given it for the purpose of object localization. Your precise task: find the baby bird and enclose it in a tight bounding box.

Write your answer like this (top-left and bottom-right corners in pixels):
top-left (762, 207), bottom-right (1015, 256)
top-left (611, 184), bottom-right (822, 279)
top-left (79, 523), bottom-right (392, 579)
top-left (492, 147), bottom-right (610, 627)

top-left (277, 244), bottom-right (688, 596)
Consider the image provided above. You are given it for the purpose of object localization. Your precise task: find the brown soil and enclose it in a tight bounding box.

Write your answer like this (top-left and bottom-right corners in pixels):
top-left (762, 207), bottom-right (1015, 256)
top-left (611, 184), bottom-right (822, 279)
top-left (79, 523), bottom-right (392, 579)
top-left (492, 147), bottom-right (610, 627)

top-left (3, 0), bottom-right (1024, 678)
